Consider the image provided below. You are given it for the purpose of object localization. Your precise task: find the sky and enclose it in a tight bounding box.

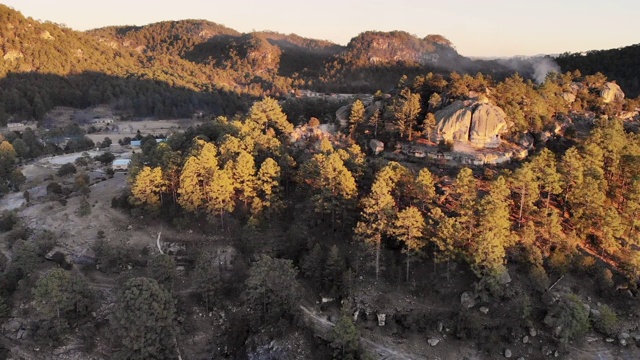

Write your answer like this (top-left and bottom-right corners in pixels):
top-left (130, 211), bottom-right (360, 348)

top-left (3, 0), bottom-right (639, 57)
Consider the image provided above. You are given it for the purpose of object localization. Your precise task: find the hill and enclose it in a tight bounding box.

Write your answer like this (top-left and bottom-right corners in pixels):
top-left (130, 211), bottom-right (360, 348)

top-left (556, 44), bottom-right (640, 97)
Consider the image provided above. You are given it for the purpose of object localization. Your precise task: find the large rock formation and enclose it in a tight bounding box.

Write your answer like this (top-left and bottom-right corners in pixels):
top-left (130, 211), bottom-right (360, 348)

top-left (433, 97), bottom-right (509, 148)
top-left (601, 82), bottom-right (625, 103)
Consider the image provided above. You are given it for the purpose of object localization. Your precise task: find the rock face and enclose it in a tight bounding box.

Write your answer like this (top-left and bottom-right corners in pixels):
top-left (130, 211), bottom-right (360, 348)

top-left (433, 98), bottom-right (509, 148)
top-left (601, 82), bottom-right (625, 103)
top-left (369, 139), bottom-right (384, 154)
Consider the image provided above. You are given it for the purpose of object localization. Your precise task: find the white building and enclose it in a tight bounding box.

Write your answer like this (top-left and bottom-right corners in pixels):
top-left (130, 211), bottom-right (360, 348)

top-left (112, 159), bottom-right (131, 171)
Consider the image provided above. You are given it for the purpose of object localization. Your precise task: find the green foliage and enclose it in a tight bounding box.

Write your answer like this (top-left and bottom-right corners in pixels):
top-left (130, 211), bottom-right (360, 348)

top-left (323, 245), bottom-right (346, 296)
top-left (148, 254), bottom-right (176, 291)
top-left (193, 251), bottom-right (223, 310)
top-left (112, 277), bottom-right (176, 360)
top-left (243, 255), bottom-right (301, 323)
top-left (32, 268), bottom-right (94, 325)
top-left (553, 293), bottom-right (590, 344)
top-left (11, 239), bottom-right (38, 276)
top-left (56, 163), bottom-right (77, 177)
top-left (592, 304), bottom-right (618, 336)
top-left (94, 152), bottom-right (116, 165)
top-left (329, 311), bottom-right (360, 360)
top-left (0, 211), bottom-right (18, 232)
top-left (77, 197), bottom-right (91, 217)
top-left (46, 181), bottom-right (63, 195)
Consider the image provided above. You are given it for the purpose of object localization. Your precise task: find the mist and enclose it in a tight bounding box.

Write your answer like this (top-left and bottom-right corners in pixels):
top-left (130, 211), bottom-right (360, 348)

top-left (531, 57), bottom-right (561, 84)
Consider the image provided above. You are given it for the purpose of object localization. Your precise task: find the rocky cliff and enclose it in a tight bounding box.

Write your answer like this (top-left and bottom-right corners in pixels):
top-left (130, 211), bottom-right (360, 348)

top-left (433, 97), bottom-right (510, 148)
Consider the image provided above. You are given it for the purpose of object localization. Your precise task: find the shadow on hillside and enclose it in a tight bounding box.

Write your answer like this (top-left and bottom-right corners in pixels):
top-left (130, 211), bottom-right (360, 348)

top-left (0, 71), bottom-right (249, 123)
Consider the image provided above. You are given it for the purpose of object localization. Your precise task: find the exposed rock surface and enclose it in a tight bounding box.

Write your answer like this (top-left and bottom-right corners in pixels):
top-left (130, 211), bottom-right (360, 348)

top-left (601, 82), bottom-right (625, 103)
top-left (460, 291), bottom-right (476, 309)
top-left (369, 139), bottom-right (384, 154)
top-left (433, 97), bottom-right (509, 148)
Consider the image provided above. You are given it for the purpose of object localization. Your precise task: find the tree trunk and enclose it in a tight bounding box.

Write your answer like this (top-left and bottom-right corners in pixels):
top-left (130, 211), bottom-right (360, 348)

top-left (406, 253), bottom-right (410, 282)
top-left (375, 239), bottom-right (380, 280)
top-left (518, 184), bottom-right (526, 226)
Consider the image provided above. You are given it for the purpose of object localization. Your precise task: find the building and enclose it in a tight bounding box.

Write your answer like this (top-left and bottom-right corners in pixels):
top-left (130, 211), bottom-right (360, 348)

top-left (130, 140), bottom-right (142, 148)
top-left (112, 159), bottom-right (131, 171)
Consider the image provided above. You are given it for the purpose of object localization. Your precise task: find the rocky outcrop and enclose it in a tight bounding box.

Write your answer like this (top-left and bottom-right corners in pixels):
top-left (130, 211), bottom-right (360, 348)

top-left (433, 98), bottom-right (509, 148)
top-left (601, 82), bottom-right (625, 103)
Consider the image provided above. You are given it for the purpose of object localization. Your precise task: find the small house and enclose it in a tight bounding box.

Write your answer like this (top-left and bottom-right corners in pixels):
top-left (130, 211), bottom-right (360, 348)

top-left (112, 159), bottom-right (131, 171)
top-left (130, 140), bottom-right (142, 148)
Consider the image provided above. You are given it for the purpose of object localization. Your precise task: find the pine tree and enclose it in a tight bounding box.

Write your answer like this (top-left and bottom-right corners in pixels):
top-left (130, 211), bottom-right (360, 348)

top-left (148, 254), bottom-right (176, 292)
top-left (348, 99), bottom-right (365, 139)
top-left (472, 176), bottom-right (512, 280)
top-left (244, 255), bottom-right (301, 323)
top-left (530, 148), bottom-right (563, 213)
top-left (510, 163), bottom-right (538, 225)
top-left (391, 206), bottom-right (426, 282)
top-left (130, 166), bottom-right (167, 211)
top-left (303, 153), bottom-right (357, 230)
top-left (112, 277), bottom-right (176, 360)
top-left (415, 168), bottom-right (436, 211)
top-left (324, 245), bottom-right (346, 296)
top-left (329, 311), bottom-right (360, 360)
top-left (393, 88), bottom-right (421, 140)
top-left (231, 150), bottom-right (257, 208)
top-left (253, 157), bottom-right (282, 217)
top-left (204, 167), bottom-right (236, 229)
top-left (369, 108), bottom-right (381, 138)
top-left (194, 251), bottom-right (223, 310)
top-left (354, 169), bottom-right (396, 280)
top-left (33, 268), bottom-right (94, 324)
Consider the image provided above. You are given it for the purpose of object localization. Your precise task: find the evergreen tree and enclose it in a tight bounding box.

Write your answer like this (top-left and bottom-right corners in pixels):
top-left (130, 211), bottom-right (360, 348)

top-left (472, 176), bottom-right (512, 280)
top-left (354, 168), bottom-right (396, 279)
top-left (348, 99), bottom-right (365, 139)
top-left (244, 255), bottom-right (301, 323)
top-left (323, 245), bottom-right (346, 296)
top-left (112, 277), bottom-right (176, 360)
top-left (33, 268), bottom-right (94, 325)
top-left (130, 166), bottom-right (167, 211)
top-left (391, 206), bottom-right (426, 282)
top-left (392, 88), bottom-right (421, 141)
top-left (415, 168), bottom-right (436, 211)
top-left (148, 254), bottom-right (176, 292)
top-left (194, 251), bottom-right (223, 310)
top-left (329, 311), bottom-right (360, 360)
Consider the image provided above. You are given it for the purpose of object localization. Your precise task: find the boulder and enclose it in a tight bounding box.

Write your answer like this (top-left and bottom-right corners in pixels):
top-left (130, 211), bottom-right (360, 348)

top-left (561, 92), bottom-right (576, 103)
top-left (428, 338), bottom-right (440, 346)
top-left (377, 313), bottom-right (386, 326)
top-left (433, 98), bottom-right (509, 148)
top-left (601, 82), bottom-right (625, 103)
top-left (433, 100), bottom-right (474, 142)
top-left (335, 105), bottom-right (350, 128)
top-left (369, 139), bottom-right (384, 155)
top-left (460, 291), bottom-right (476, 309)
top-left (469, 104), bottom-right (509, 148)
top-left (479, 306), bottom-right (489, 314)
top-left (504, 348), bottom-right (512, 358)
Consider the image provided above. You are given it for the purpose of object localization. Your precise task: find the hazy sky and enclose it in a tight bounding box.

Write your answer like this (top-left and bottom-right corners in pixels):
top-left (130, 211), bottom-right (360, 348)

top-left (3, 0), bottom-right (639, 57)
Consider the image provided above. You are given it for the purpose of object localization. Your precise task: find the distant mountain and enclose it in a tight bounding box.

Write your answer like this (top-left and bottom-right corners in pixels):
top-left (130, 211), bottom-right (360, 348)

top-left (556, 44), bottom-right (640, 97)
top-left (319, 31), bottom-right (528, 92)
top-left (0, 4), bottom-right (636, 124)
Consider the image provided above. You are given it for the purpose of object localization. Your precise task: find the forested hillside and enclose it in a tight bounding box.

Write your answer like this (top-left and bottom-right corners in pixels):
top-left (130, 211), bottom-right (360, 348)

top-left (556, 44), bottom-right (640, 98)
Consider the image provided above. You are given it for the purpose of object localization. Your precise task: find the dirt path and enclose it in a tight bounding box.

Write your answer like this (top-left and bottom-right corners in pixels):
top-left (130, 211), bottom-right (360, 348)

top-left (299, 305), bottom-right (421, 360)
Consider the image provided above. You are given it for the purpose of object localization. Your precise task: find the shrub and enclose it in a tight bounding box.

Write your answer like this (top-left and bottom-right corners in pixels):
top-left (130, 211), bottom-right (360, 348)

top-left (94, 152), bottom-right (115, 165)
top-left (592, 304), bottom-right (618, 336)
top-left (57, 163), bottom-right (77, 177)
top-left (0, 211), bottom-right (19, 232)
top-left (554, 294), bottom-right (590, 344)
top-left (46, 182), bottom-right (63, 195)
